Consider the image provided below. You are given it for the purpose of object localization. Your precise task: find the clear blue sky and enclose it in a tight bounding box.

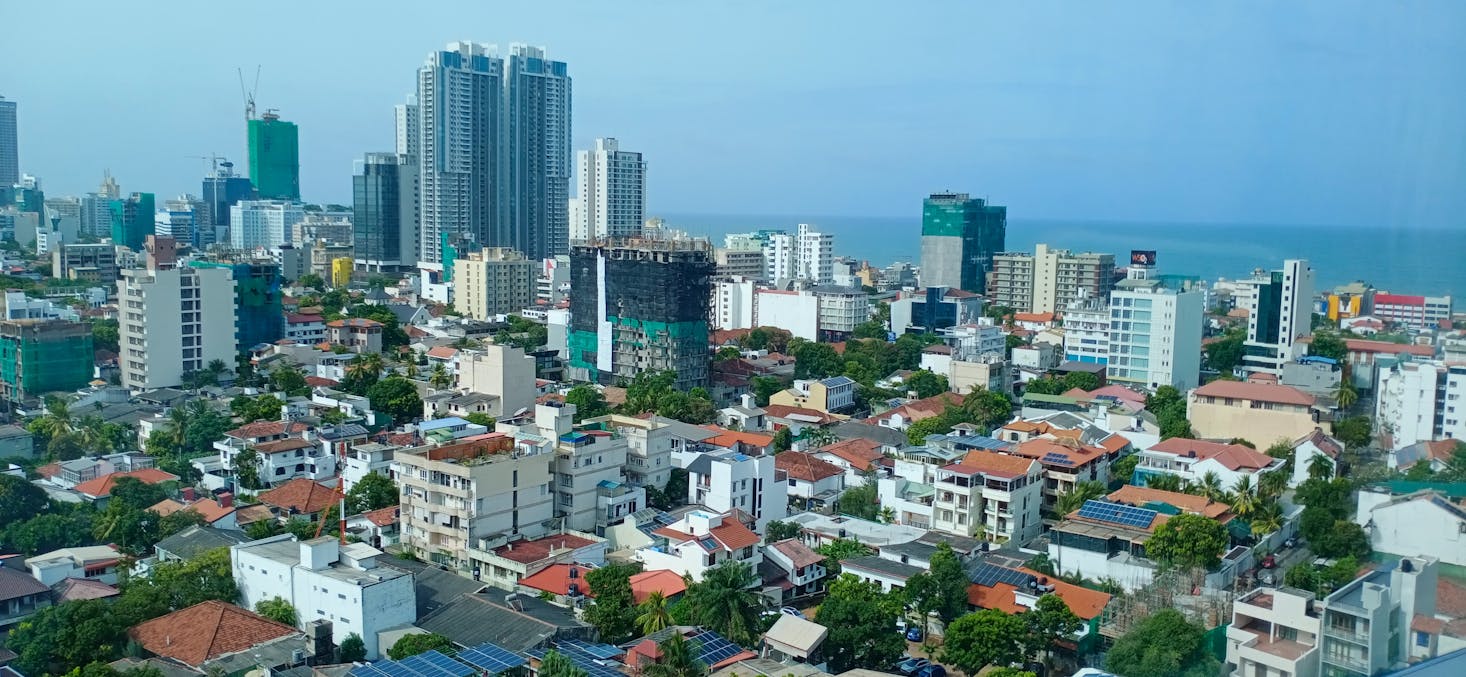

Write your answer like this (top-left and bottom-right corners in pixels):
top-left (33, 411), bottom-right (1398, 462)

top-left (4, 1), bottom-right (1464, 229)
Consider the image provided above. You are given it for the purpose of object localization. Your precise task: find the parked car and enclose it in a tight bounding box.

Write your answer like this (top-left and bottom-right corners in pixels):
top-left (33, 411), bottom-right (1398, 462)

top-left (779, 606), bottom-right (805, 618)
top-left (1284, 536), bottom-right (1299, 549)
top-left (905, 626), bottom-right (924, 642)
top-left (897, 657), bottom-right (931, 675)
top-left (915, 665), bottom-right (947, 677)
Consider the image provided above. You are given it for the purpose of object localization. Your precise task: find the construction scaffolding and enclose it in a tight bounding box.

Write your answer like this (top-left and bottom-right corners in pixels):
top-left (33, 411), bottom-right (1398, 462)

top-left (0, 319), bottom-right (95, 399)
top-left (1097, 568), bottom-right (1235, 641)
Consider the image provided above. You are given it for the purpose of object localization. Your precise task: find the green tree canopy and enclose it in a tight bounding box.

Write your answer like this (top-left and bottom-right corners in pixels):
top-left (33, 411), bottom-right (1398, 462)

top-left (387, 633), bottom-right (456, 660)
top-left (681, 561), bottom-right (764, 646)
top-left (1104, 609), bottom-right (1219, 677)
top-left (904, 370), bottom-right (950, 399)
top-left (369, 377), bottom-right (423, 423)
top-left (1309, 332), bottom-right (1348, 361)
top-left (339, 633), bottom-right (367, 663)
top-left (941, 609), bottom-right (1029, 675)
top-left (904, 542), bottom-right (970, 625)
top-left (0, 473), bottom-right (48, 524)
top-left (255, 597), bottom-right (299, 627)
top-left (347, 471), bottom-right (399, 514)
top-left (565, 385), bottom-right (611, 421)
top-left (1148, 386), bottom-right (1194, 439)
top-left (815, 575), bottom-right (907, 673)
top-left (538, 650), bottom-right (589, 677)
top-left (1332, 415), bottom-right (1373, 449)
top-left (584, 562), bottom-right (641, 643)
top-left (1144, 513), bottom-right (1229, 571)
top-left (764, 520), bottom-right (801, 543)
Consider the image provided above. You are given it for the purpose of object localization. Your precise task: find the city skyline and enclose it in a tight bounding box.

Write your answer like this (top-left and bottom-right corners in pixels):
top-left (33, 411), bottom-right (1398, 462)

top-left (3, 2), bottom-right (1465, 232)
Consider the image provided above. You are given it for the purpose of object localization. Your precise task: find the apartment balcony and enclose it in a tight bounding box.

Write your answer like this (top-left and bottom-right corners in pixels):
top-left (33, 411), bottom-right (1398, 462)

top-left (1323, 623), bottom-right (1371, 645)
top-left (1228, 624), bottom-right (1317, 669)
top-left (1320, 652), bottom-right (1371, 674)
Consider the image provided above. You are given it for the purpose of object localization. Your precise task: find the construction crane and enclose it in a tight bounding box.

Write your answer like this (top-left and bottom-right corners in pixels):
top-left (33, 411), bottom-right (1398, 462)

top-left (184, 154), bottom-right (223, 176)
top-left (238, 65), bottom-right (261, 121)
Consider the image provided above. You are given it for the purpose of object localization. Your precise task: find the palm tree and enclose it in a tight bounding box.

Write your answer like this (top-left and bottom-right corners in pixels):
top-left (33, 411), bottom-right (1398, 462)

top-left (1230, 475), bottom-right (1259, 518)
top-left (32, 396), bottom-right (75, 440)
top-left (348, 353), bottom-right (384, 382)
top-left (878, 506), bottom-right (897, 524)
top-left (1194, 471), bottom-right (1225, 502)
top-left (635, 591), bottom-right (673, 635)
top-left (428, 363), bottom-right (453, 390)
top-left (642, 633), bottom-right (705, 677)
top-left (683, 561), bottom-right (763, 646)
top-left (1335, 380), bottom-right (1358, 413)
top-left (1308, 453), bottom-right (1335, 481)
top-left (1250, 501), bottom-right (1284, 539)
top-left (805, 426), bottom-right (837, 449)
top-left (1055, 480), bottom-right (1106, 516)
top-left (1259, 468), bottom-right (1290, 501)
top-left (1145, 473), bottom-right (1183, 493)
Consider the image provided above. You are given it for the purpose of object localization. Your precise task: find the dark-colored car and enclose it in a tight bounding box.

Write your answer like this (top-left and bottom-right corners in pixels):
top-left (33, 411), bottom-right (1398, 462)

top-left (905, 626), bottom-right (924, 642)
top-left (897, 657), bottom-right (931, 675)
top-left (915, 665), bottom-right (948, 677)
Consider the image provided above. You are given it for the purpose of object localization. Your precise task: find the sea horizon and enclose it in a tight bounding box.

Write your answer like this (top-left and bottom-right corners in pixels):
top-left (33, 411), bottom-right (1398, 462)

top-left (655, 212), bottom-right (1463, 298)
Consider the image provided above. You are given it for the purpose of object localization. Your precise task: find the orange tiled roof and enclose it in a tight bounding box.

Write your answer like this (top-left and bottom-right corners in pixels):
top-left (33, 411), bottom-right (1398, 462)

top-left (519, 563), bottom-right (597, 597)
top-left (629, 569), bottom-right (687, 604)
top-left (770, 539), bottom-right (825, 569)
top-left (1148, 438), bottom-right (1278, 472)
top-left (775, 452), bottom-right (844, 482)
top-left (225, 420), bottom-right (312, 440)
top-left (492, 533), bottom-right (599, 564)
top-left (968, 581), bottom-right (1026, 614)
top-left (255, 479), bottom-right (338, 515)
top-left (254, 438), bottom-right (315, 454)
top-left (426, 346), bottom-right (458, 359)
top-left (709, 518), bottom-right (760, 550)
top-left (74, 468), bottom-right (179, 498)
top-left (1010, 438), bottom-right (1107, 466)
top-left (862, 392), bottom-right (963, 425)
top-left (1107, 485), bottom-right (1232, 520)
top-left (361, 505), bottom-right (398, 527)
top-left (1193, 380), bottom-right (1316, 407)
top-left (1013, 312), bottom-right (1056, 324)
top-left (950, 451), bottom-right (1036, 479)
top-left (816, 437), bottom-right (885, 471)
top-left (763, 404), bottom-right (841, 424)
top-left (700, 426), bottom-right (774, 450)
top-left (149, 497), bottom-right (236, 524)
top-left (1016, 567), bottom-right (1112, 619)
top-left (129, 600), bottom-right (299, 668)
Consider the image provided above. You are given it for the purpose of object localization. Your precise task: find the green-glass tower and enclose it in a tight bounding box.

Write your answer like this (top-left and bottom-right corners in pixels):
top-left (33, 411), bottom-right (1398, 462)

top-left (110, 192), bottom-right (154, 251)
top-left (919, 192), bottom-right (1006, 294)
top-left (247, 112), bottom-right (300, 200)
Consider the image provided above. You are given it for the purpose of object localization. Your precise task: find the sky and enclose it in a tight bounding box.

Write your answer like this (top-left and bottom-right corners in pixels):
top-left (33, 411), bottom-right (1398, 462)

top-left (4, 1), bottom-right (1465, 229)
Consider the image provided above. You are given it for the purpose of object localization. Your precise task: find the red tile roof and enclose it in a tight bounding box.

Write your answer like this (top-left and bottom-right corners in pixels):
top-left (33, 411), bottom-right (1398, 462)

top-left (1343, 339), bottom-right (1434, 357)
top-left (493, 533), bottom-right (599, 564)
top-left (1016, 567), bottom-right (1112, 620)
top-left (129, 601), bottom-right (300, 668)
top-left (709, 518), bottom-right (760, 551)
top-left (74, 468), bottom-right (180, 498)
top-left (950, 451), bottom-right (1036, 479)
top-left (1107, 485), bottom-right (1233, 520)
top-left (774, 452), bottom-right (844, 482)
top-left (700, 426), bottom-right (774, 450)
top-left (1193, 380), bottom-right (1316, 406)
top-left (255, 479), bottom-right (338, 515)
top-left (770, 539), bottom-right (825, 569)
top-left (629, 570), bottom-right (688, 604)
top-left (54, 577), bottom-right (120, 602)
top-left (149, 497), bottom-right (236, 524)
top-left (1013, 312), bottom-right (1056, 324)
top-left (304, 376), bottom-right (338, 387)
top-left (862, 392), bottom-right (963, 426)
top-left (426, 346), bottom-right (458, 359)
top-left (968, 581), bottom-right (1026, 614)
top-left (763, 404), bottom-right (841, 424)
top-left (1010, 438), bottom-right (1107, 467)
top-left (327, 318), bottom-right (384, 329)
top-left (285, 314), bottom-right (323, 324)
top-left (225, 420), bottom-right (312, 440)
top-left (361, 505), bottom-right (399, 527)
top-left (1148, 438), bottom-right (1278, 472)
top-left (519, 563), bottom-right (597, 597)
top-left (254, 438), bottom-right (316, 454)
top-left (36, 462), bottom-right (61, 479)
top-left (816, 438), bottom-right (885, 471)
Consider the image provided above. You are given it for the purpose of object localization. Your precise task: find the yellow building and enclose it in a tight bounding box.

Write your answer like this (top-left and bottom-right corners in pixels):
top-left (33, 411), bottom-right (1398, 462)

top-left (769, 376), bottom-right (857, 414)
top-left (1187, 380), bottom-right (1326, 444)
top-left (331, 257), bottom-right (353, 289)
top-left (1326, 283), bottom-right (1373, 321)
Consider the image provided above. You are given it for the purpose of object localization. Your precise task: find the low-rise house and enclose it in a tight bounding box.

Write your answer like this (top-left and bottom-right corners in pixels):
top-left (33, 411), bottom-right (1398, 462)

top-left (26, 545), bottom-right (122, 586)
top-left (517, 563), bottom-right (597, 605)
top-left (149, 493), bottom-right (238, 530)
top-left (416, 591), bottom-right (596, 653)
top-left (629, 569), bottom-right (688, 604)
top-left (1390, 440), bottom-right (1460, 474)
top-left (46, 452), bottom-right (157, 489)
top-left (284, 313), bottom-right (326, 343)
top-left (1134, 437), bottom-right (1285, 491)
top-left (862, 392), bottom-right (963, 432)
top-left (686, 448), bottom-right (787, 532)
top-left (964, 560), bottom-right (1112, 654)
top-left (0, 557), bottom-right (51, 628)
top-left (53, 577), bottom-right (120, 603)
top-left (1356, 486), bottom-right (1466, 567)
top-left (774, 452), bottom-right (845, 507)
top-left (1187, 380), bottom-right (1325, 443)
top-left (212, 419), bottom-right (326, 488)
top-left (814, 437), bottom-right (888, 485)
top-left (993, 417), bottom-right (1129, 510)
top-left (128, 600), bottom-right (312, 674)
top-left (0, 424), bottom-right (34, 459)
top-left (763, 538), bottom-right (828, 601)
top-left (255, 478), bottom-right (339, 521)
top-left (469, 531), bottom-right (607, 593)
top-left (763, 405), bottom-right (842, 439)
top-left (878, 531), bottom-right (986, 567)
top-left (1047, 486), bottom-right (1244, 592)
top-left (637, 509), bottom-right (762, 582)
top-left (73, 468), bottom-right (179, 504)
top-left (839, 555), bottom-right (924, 594)
top-left (932, 451), bottom-right (1043, 544)
top-left (1290, 427), bottom-right (1342, 487)
top-left (718, 395), bottom-right (768, 432)
top-left (345, 506), bottom-right (400, 549)
top-left (761, 615), bottom-right (828, 669)
top-left (783, 511), bottom-right (925, 549)
top-left (151, 525), bottom-right (248, 565)
top-left (231, 535), bottom-right (414, 659)
top-left (341, 442), bottom-right (398, 494)
top-left (769, 377), bottom-right (856, 414)
top-left (326, 318), bottom-right (384, 354)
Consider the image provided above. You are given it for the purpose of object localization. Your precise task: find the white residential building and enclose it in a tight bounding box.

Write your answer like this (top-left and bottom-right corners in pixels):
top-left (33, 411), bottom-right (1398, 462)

top-left (454, 247), bottom-right (537, 319)
top-left (211, 419), bottom-right (337, 488)
top-left (1106, 275), bottom-right (1204, 391)
top-left (1240, 259), bottom-right (1315, 376)
top-left (686, 448), bottom-right (788, 533)
top-left (1226, 586), bottom-right (1322, 677)
top-left (26, 545), bottom-right (122, 586)
top-left (574, 138), bottom-right (646, 242)
top-left (1357, 489), bottom-right (1466, 567)
top-left (1290, 428), bottom-right (1342, 488)
top-left (1315, 555), bottom-right (1447, 674)
top-left (989, 244), bottom-right (1116, 314)
top-left (765, 224), bottom-right (833, 284)
top-left (1134, 437), bottom-right (1286, 491)
top-left (713, 277), bottom-right (756, 331)
top-left (498, 403), bottom-right (644, 533)
top-left (754, 289), bottom-right (818, 340)
top-left (230, 200), bottom-right (306, 250)
top-left (394, 101), bottom-right (419, 159)
top-left (931, 451), bottom-right (1043, 544)
top-left (396, 434), bottom-right (556, 571)
top-left (232, 536), bottom-right (414, 660)
top-left (583, 414), bottom-right (719, 490)
top-left (774, 452), bottom-right (846, 504)
top-left (1376, 360), bottom-right (1466, 450)
top-left (455, 344), bottom-right (538, 418)
top-left (117, 263), bottom-right (237, 391)
top-left (341, 442), bottom-right (399, 494)
top-left (1062, 294), bottom-right (1110, 366)
top-left (635, 509), bottom-right (762, 582)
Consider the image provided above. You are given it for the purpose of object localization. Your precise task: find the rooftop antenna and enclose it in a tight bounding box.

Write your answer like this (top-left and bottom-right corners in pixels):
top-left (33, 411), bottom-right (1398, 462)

top-left (238, 66), bottom-right (261, 121)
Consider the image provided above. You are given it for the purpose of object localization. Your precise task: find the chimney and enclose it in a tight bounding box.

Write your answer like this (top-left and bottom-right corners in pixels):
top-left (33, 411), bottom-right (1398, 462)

top-left (219, 492), bottom-right (234, 508)
top-left (740, 393), bottom-right (755, 409)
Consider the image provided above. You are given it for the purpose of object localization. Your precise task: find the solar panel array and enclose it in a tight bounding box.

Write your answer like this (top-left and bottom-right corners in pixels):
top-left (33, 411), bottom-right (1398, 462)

top-left (558, 640), bottom-right (623, 660)
top-left (1039, 452), bottom-right (1075, 467)
top-left (527, 644), bottom-right (625, 677)
top-left (457, 643), bottom-right (528, 673)
top-left (1078, 499), bottom-right (1157, 528)
top-left (969, 562), bottom-right (1037, 589)
top-left (635, 510), bottom-right (678, 537)
top-left (349, 644), bottom-right (527, 677)
top-left (688, 629), bottom-right (745, 666)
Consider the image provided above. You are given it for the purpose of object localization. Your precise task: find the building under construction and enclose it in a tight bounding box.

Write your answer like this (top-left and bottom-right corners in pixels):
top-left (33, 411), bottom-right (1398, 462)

top-left (0, 319), bottom-right (94, 400)
top-left (568, 238), bottom-right (714, 390)
top-left (190, 258), bottom-right (284, 352)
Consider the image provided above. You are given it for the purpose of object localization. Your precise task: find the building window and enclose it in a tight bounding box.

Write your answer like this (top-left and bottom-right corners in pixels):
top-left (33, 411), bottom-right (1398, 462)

top-left (1417, 631), bottom-right (1431, 647)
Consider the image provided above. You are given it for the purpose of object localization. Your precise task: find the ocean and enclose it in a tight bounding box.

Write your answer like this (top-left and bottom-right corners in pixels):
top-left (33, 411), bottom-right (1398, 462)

top-left (658, 213), bottom-right (1464, 297)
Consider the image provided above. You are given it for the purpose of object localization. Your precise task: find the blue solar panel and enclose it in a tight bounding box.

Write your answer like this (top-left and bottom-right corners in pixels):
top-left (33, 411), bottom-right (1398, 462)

top-left (1077, 499), bottom-right (1157, 528)
top-left (404, 651), bottom-right (473, 677)
top-left (529, 645), bottom-right (626, 677)
top-left (374, 662), bottom-right (422, 677)
top-left (688, 630), bottom-right (744, 666)
top-left (458, 643), bottom-right (527, 674)
top-left (349, 666), bottom-right (387, 677)
top-left (560, 640), bottom-right (623, 660)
